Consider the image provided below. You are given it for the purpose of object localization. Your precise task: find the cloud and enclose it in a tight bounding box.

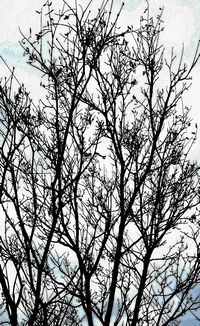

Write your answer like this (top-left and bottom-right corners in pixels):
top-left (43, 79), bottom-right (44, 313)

top-left (0, 0), bottom-right (199, 130)
top-left (121, 0), bottom-right (198, 53)
top-left (0, 0), bottom-right (42, 43)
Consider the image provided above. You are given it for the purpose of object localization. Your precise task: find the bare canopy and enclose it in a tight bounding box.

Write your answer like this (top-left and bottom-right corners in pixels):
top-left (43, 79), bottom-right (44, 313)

top-left (0, 1), bottom-right (200, 325)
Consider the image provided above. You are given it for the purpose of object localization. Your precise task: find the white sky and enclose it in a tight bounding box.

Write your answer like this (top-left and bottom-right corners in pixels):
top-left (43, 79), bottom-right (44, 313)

top-left (0, 1), bottom-right (200, 324)
top-left (0, 0), bottom-right (199, 60)
top-left (0, 0), bottom-right (199, 99)
top-left (0, 0), bottom-right (199, 133)
top-left (1, 0), bottom-right (200, 214)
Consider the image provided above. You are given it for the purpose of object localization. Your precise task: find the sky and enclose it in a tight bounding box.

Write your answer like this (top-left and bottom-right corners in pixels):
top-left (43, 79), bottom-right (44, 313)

top-left (0, 0), bottom-right (200, 106)
top-left (0, 0), bottom-right (200, 325)
top-left (0, 0), bottom-right (200, 157)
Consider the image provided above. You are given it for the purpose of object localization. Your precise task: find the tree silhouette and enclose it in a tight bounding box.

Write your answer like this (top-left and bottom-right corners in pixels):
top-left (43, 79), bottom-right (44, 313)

top-left (0, 0), bottom-right (200, 325)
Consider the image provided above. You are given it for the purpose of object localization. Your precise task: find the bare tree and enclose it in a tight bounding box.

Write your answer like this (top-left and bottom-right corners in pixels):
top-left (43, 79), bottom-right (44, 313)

top-left (0, 0), bottom-right (200, 325)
